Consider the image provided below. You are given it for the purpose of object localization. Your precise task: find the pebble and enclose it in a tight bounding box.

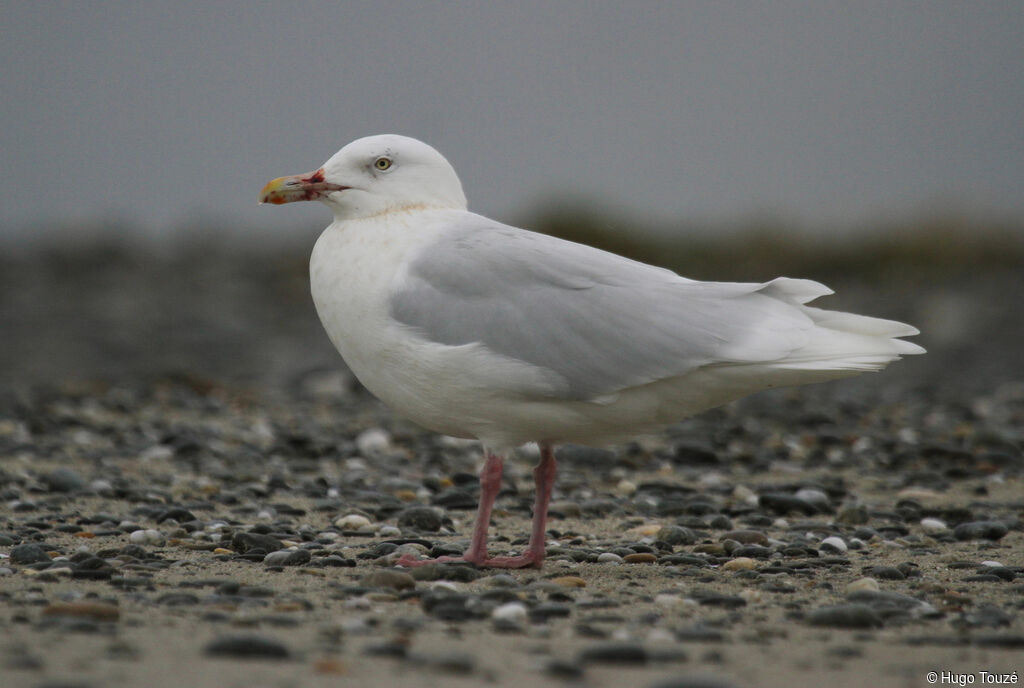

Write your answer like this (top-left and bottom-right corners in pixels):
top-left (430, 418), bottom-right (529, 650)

top-left (355, 427), bottom-right (391, 455)
top-left (719, 529), bottom-right (768, 545)
top-left (577, 642), bottom-right (648, 665)
top-left (129, 529), bottom-right (164, 546)
top-left (616, 479), bottom-right (638, 496)
top-left (397, 506), bottom-right (444, 532)
top-left (491, 601), bottom-right (528, 628)
top-left (759, 493), bottom-right (818, 515)
top-left (953, 521), bottom-right (1008, 541)
top-left (263, 549), bottom-right (312, 566)
top-left (864, 566), bottom-right (905, 580)
top-left (9, 543), bottom-right (52, 565)
top-left (721, 557), bottom-right (755, 571)
top-left (807, 604), bottom-right (884, 629)
top-left (204, 634), bottom-right (292, 659)
top-left (231, 532), bottom-right (283, 553)
top-left (334, 513), bottom-right (373, 531)
top-left (623, 553), bottom-right (658, 564)
top-left (794, 487), bottom-right (831, 510)
top-left (657, 525), bottom-right (697, 545)
top-left (819, 536), bottom-right (847, 553)
top-left (920, 517), bottom-right (949, 534)
top-left (597, 552), bottom-right (625, 564)
top-left (847, 577), bottom-right (880, 593)
top-left (44, 467), bottom-right (88, 493)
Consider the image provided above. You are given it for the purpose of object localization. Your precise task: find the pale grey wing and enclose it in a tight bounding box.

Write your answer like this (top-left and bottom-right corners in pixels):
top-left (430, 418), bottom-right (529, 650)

top-left (390, 218), bottom-right (825, 400)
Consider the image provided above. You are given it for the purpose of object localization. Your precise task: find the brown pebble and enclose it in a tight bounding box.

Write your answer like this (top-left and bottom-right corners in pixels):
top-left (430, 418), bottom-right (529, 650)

top-left (722, 557), bottom-right (756, 571)
top-left (394, 489), bottom-right (418, 502)
top-left (43, 602), bottom-right (119, 622)
top-left (314, 657), bottom-right (347, 675)
top-left (550, 576), bottom-right (587, 588)
top-left (719, 529), bottom-right (768, 545)
top-left (623, 552), bottom-right (657, 564)
top-left (73, 531), bottom-right (95, 538)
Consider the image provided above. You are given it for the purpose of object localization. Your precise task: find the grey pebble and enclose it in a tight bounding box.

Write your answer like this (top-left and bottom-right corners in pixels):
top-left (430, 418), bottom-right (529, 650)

top-left (397, 506), bottom-right (444, 532)
top-left (953, 521), bottom-right (1009, 541)
top-left (263, 549), bottom-right (312, 566)
top-left (231, 532), bottom-right (283, 553)
top-left (204, 634), bottom-right (291, 659)
top-left (864, 565), bottom-right (905, 580)
top-left (577, 642), bottom-right (647, 664)
top-left (44, 468), bottom-right (88, 493)
top-left (657, 525), bottom-right (697, 546)
top-left (807, 604), bottom-right (884, 629)
top-left (758, 493), bottom-right (818, 515)
top-left (529, 603), bottom-right (573, 623)
top-left (9, 543), bottom-right (52, 565)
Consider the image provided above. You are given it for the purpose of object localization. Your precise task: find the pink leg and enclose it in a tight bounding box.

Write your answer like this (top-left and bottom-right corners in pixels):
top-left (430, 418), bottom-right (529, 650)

top-left (396, 450), bottom-right (504, 567)
top-left (396, 443), bottom-right (557, 569)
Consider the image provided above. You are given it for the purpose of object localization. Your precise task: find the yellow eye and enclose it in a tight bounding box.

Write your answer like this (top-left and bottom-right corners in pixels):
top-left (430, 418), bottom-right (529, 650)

top-left (374, 157), bottom-right (393, 171)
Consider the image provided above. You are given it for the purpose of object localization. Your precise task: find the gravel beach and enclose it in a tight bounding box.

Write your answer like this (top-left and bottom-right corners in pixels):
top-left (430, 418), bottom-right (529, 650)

top-left (1, 240), bottom-right (1021, 688)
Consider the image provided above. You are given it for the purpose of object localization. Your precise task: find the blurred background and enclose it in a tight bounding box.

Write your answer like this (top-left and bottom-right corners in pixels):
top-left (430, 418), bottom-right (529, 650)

top-left (2, 2), bottom-right (1022, 394)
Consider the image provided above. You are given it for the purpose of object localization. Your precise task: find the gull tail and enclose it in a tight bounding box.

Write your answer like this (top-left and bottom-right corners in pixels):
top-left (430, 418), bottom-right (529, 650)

top-left (756, 277), bottom-right (926, 375)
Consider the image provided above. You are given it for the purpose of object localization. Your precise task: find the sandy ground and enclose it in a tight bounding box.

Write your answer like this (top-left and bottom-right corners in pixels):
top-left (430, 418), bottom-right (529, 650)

top-left (1, 246), bottom-right (1022, 688)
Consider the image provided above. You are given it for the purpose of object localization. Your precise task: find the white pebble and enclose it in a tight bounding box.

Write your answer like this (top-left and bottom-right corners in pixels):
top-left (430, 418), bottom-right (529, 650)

top-left (430, 581), bottom-right (459, 592)
top-left (334, 513), bottom-right (373, 531)
top-left (378, 525), bottom-right (401, 537)
top-left (491, 602), bottom-right (528, 624)
top-left (980, 560), bottom-right (1004, 568)
top-left (597, 552), bottom-right (624, 564)
top-left (920, 517), bottom-right (949, 534)
top-left (847, 577), bottom-right (880, 593)
top-left (733, 484), bottom-right (758, 505)
top-left (129, 529), bottom-right (164, 546)
top-left (795, 488), bottom-right (830, 509)
top-left (615, 479), bottom-right (637, 497)
top-left (820, 536), bottom-right (848, 553)
top-left (355, 428), bottom-right (391, 455)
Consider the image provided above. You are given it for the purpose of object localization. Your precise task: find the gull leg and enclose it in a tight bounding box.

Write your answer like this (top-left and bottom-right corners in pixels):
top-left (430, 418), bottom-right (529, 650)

top-left (395, 450), bottom-right (504, 567)
top-left (475, 441), bottom-right (555, 569)
top-left (396, 443), bottom-right (557, 569)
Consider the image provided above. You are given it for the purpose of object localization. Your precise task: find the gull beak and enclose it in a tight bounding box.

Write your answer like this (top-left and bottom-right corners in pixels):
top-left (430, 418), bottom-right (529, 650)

top-left (259, 168), bottom-right (348, 204)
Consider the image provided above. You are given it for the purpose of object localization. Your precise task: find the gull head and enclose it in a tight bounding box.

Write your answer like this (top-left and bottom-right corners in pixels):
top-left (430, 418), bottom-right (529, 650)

top-left (260, 134), bottom-right (467, 220)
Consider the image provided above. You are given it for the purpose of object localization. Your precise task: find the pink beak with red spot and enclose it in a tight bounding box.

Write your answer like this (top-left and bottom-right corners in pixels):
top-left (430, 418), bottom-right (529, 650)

top-left (259, 168), bottom-right (348, 204)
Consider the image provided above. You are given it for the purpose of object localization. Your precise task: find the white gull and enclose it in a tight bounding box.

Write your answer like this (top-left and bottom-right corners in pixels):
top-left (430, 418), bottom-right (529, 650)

top-left (260, 134), bottom-right (924, 568)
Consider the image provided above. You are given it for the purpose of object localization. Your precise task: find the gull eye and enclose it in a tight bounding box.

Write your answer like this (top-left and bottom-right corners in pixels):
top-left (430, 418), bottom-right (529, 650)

top-left (373, 157), bottom-right (393, 171)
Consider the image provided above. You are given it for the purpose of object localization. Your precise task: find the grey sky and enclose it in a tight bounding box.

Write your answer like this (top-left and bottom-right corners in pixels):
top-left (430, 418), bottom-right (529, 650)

top-left (2, 1), bottom-right (1022, 238)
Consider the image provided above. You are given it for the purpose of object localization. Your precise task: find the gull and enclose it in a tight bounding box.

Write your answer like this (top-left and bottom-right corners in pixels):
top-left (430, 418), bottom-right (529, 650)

top-left (260, 134), bottom-right (924, 569)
